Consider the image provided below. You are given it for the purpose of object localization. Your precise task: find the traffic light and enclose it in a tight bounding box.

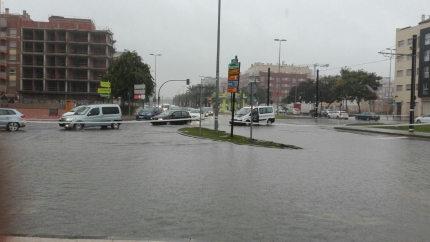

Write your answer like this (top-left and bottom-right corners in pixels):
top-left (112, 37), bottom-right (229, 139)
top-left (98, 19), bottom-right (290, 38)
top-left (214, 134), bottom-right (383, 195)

top-left (186, 79), bottom-right (190, 85)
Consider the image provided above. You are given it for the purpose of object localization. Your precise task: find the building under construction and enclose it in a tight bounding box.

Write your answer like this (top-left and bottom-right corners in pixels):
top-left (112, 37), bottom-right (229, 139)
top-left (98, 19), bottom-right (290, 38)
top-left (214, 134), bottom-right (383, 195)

top-left (0, 7), bottom-right (115, 104)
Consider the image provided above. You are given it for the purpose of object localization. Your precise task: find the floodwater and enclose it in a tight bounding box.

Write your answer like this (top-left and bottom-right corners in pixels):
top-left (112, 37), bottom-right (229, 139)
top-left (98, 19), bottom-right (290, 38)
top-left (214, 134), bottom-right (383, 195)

top-left (0, 117), bottom-right (429, 241)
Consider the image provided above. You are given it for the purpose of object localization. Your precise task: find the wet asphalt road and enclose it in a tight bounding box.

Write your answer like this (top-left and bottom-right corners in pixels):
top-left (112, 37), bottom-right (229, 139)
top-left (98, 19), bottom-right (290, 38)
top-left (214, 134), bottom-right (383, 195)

top-left (1, 116), bottom-right (430, 241)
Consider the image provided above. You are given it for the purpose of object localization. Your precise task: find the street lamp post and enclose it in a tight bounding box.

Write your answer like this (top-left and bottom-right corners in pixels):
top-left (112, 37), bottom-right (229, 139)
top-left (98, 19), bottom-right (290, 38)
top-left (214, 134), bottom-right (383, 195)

top-left (313, 63), bottom-right (329, 76)
top-left (378, 48), bottom-right (396, 117)
top-left (150, 53), bottom-right (161, 107)
top-left (386, 48), bottom-right (395, 117)
top-left (274, 39), bottom-right (286, 115)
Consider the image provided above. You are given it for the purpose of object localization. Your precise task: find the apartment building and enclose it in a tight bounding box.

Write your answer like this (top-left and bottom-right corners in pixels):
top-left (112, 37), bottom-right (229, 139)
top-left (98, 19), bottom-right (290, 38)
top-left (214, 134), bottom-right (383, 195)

top-left (240, 63), bottom-right (309, 104)
top-left (0, 8), bottom-right (115, 104)
top-left (394, 14), bottom-right (430, 117)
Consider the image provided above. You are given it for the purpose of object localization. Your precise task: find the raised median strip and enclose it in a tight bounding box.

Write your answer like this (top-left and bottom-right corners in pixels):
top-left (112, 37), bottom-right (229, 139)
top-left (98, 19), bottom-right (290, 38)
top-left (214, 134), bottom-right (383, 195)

top-left (178, 127), bottom-right (302, 149)
top-left (334, 124), bottom-right (430, 139)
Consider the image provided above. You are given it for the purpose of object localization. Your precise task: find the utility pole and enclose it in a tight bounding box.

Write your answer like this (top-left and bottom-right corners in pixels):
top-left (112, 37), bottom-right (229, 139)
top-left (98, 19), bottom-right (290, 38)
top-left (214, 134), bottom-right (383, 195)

top-left (409, 35), bottom-right (417, 132)
top-left (267, 68), bottom-right (270, 106)
top-left (315, 69), bottom-right (319, 119)
top-left (214, 0), bottom-right (221, 133)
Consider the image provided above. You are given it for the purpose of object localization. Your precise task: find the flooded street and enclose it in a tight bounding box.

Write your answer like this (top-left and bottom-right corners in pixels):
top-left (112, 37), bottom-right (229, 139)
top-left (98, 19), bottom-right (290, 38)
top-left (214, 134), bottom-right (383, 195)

top-left (1, 117), bottom-right (430, 241)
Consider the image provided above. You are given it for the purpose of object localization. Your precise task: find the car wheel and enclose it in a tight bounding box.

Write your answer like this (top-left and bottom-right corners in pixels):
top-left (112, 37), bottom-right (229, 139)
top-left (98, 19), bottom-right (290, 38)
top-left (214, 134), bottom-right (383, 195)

top-left (416, 119), bottom-right (421, 123)
top-left (336, 116), bottom-right (339, 119)
top-left (166, 121), bottom-right (171, 125)
top-left (355, 116), bottom-right (358, 120)
top-left (7, 122), bottom-right (19, 131)
top-left (111, 123), bottom-right (120, 129)
top-left (187, 120), bottom-right (191, 124)
top-left (73, 122), bottom-right (84, 131)
top-left (267, 119), bottom-right (273, 125)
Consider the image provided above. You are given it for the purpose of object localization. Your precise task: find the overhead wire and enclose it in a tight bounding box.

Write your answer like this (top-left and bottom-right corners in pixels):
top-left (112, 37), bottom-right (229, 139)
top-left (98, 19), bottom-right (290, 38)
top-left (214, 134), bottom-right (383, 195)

top-left (320, 59), bottom-right (391, 72)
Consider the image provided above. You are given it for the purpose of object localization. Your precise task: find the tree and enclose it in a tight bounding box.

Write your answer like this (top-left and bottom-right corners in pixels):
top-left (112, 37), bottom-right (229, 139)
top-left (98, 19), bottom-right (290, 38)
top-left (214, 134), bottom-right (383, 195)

top-left (104, 51), bottom-right (154, 105)
top-left (318, 76), bottom-right (339, 108)
top-left (340, 68), bottom-right (381, 113)
top-left (283, 79), bottom-right (315, 104)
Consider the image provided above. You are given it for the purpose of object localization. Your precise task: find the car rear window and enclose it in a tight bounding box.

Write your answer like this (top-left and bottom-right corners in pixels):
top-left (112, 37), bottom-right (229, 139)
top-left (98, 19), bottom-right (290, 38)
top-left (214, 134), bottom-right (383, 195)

top-left (102, 106), bottom-right (120, 115)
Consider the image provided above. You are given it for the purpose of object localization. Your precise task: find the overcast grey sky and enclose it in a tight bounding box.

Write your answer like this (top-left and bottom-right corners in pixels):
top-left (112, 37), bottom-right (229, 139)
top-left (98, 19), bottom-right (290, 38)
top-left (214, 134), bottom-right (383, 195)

top-left (5, 0), bottom-right (430, 98)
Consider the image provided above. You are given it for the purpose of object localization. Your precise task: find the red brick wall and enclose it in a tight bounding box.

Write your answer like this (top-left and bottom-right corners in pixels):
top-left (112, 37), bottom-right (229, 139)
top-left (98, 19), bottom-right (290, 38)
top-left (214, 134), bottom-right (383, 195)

top-left (18, 108), bottom-right (67, 119)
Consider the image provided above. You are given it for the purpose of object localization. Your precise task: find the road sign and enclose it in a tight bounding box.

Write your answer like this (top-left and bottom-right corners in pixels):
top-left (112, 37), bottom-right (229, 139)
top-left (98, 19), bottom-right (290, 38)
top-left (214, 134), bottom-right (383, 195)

top-left (227, 87), bottom-right (238, 93)
top-left (97, 88), bottom-right (111, 94)
top-left (228, 75), bottom-right (239, 81)
top-left (134, 84), bottom-right (145, 89)
top-left (228, 58), bottom-right (240, 70)
top-left (228, 81), bottom-right (238, 87)
top-left (100, 94), bottom-right (110, 98)
top-left (246, 82), bottom-right (257, 95)
top-left (134, 89), bottom-right (145, 95)
top-left (134, 94), bottom-right (143, 100)
top-left (229, 63), bottom-right (240, 70)
top-left (228, 69), bottom-right (240, 75)
top-left (100, 81), bottom-right (110, 88)
top-left (227, 58), bottom-right (240, 93)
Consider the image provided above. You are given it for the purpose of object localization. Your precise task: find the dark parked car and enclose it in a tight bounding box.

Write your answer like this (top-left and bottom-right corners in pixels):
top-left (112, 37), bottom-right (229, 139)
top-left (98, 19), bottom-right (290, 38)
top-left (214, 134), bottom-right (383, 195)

top-left (354, 112), bottom-right (380, 121)
top-left (136, 107), bottom-right (164, 120)
top-left (150, 110), bottom-right (192, 125)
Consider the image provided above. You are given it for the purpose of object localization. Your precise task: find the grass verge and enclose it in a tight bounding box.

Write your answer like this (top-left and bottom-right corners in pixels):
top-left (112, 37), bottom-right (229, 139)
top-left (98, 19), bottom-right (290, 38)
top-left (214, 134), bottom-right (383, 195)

top-left (347, 123), bottom-right (430, 133)
top-left (178, 127), bottom-right (302, 149)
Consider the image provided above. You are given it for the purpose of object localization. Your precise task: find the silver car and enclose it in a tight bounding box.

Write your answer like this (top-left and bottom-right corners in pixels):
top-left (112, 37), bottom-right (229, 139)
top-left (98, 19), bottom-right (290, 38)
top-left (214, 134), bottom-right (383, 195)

top-left (415, 113), bottom-right (430, 123)
top-left (0, 108), bottom-right (26, 131)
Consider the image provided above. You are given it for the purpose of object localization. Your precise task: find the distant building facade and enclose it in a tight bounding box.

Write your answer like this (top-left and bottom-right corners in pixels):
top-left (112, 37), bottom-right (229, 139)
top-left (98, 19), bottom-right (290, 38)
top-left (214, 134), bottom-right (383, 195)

top-left (394, 14), bottom-right (430, 117)
top-left (239, 63), bottom-right (309, 104)
top-left (0, 7), bottom-right (115, 104)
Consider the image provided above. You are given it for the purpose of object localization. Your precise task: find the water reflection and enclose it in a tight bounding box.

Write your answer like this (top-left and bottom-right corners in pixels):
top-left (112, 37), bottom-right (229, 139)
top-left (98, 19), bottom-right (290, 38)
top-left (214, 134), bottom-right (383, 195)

top-left (0, 122), bottom-right (429, 241)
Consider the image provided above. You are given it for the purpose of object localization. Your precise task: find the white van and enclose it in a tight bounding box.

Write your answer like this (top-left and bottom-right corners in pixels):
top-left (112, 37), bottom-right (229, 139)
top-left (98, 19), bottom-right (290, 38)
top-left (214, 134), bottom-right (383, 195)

top-left (230, 106), bottom-right (275, 125)
top-left (59, 104), bottom-right (122, 130)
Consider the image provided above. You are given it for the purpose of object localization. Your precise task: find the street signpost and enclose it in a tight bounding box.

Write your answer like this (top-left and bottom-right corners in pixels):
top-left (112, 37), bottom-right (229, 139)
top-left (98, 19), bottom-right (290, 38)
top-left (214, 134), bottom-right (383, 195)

top-left (134, 84), bottom-right (146, 108)
top-left (98, 81), bottom-right (111, 100)
top-left (100, 81), bottom-right (111, 88)
top-left (228, 56), bottom-right (240, 138)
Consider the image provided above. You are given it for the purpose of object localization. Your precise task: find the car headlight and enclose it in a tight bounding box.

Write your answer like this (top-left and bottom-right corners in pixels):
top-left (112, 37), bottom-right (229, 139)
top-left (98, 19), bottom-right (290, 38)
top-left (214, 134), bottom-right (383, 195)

top-left (158, 118), bottom-right (163, 120)
top-left (66, 117), bottom-right (73, 121)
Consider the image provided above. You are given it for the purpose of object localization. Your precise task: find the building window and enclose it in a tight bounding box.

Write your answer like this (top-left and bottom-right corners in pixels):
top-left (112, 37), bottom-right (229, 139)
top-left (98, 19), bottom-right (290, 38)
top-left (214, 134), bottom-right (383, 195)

top-left (10, 29), bottom-right (17, 37)
top-left (10, 41), bottom-right (17, 50)
top-left (396, 85), bottom-right (403, 91)
top-left (397, 56), bottom-right (403, 62)
top-left (424, 83), bottom-right (429, 95)
top-left (292, 79), bottom-right (297, 83)
top-left (408, 38), bottom-right (412, 45)
top-left (10, 67), bottom-right (16, 76)
top-left (407, 55), bottom-right (412, 61)
top-left (406, 84), bottom-right (411, 90)
top-left (9, 81), bottom-right (16, 87)
top-left (397, 70), bottom-right (403, 77)
top-left (398, 40), bottom-right (404, 47)
top-left (425, 50), bottom-right (430, 62)
top-left (406, 69), bottom-right (412, 76)
top-left (425, 66), bottom-right (429, 78)
top-left (426, 33), bottom-right (430, 45)
top-left (9, 55), bottom-right (16, 62)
